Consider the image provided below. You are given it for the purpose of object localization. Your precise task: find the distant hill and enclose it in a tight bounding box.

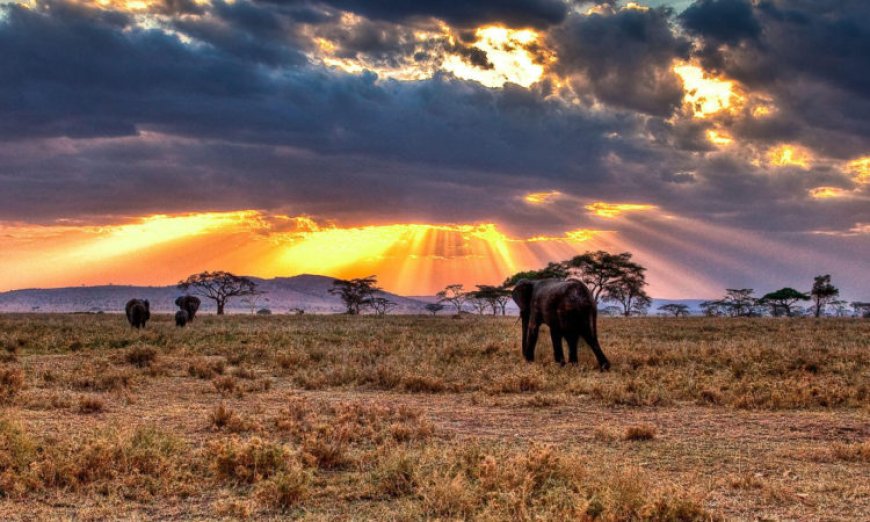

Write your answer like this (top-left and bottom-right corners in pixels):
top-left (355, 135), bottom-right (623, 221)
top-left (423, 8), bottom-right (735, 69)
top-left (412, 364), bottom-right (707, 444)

top-left (0, 276), bottom-right (711, 315)
top-left (0, 274), bottom-right (428, 314)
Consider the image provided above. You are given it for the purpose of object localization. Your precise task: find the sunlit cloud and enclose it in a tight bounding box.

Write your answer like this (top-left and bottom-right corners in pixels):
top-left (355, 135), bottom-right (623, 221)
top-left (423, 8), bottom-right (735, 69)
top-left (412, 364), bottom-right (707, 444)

top-left (844, 156), bottom-right (870, 184)
top-left (813, 223), bottom-right (870, 237)
top-left (522, 190), bottom-right (562, 205)
top-left (767, 144), bottom-right (813, 169)
top-left (706, 129), bottom-right (733, 146)
top-left (585, 202), bottom-right (657, 218)
top-left (442, 25), bottom-right (545, 88)
top-left (809, 186), bottom-right (849, 199)
top-left (674, 62), bottom-right (741, 118)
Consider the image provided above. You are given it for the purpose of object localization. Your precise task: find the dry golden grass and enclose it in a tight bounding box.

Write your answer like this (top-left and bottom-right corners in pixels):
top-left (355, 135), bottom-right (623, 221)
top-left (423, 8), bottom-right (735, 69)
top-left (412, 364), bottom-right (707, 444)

top-left (0, 313), bottom-right (866, 520)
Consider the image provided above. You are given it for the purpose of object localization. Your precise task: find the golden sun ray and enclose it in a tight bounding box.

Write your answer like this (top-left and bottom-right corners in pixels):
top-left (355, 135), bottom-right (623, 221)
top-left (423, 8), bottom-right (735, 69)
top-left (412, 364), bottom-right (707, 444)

top-left (442, 26), bottom-right (544, 88)
top-left (674, 62), bottom-right (741, 118)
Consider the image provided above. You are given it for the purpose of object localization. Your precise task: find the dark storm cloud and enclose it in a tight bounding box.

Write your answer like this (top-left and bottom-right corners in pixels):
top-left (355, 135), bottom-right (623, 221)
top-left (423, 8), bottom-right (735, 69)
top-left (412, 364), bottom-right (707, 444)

top-left (680, 0), bottom-right (761, 45)
top-left (264, 0), bottom-right (569, 29)
top-left (549, 6), bottom-right (691, 116)
top-left (682, 0), bottom-right (870, 158)
top-left (0, 0), bottom-right (867, 258)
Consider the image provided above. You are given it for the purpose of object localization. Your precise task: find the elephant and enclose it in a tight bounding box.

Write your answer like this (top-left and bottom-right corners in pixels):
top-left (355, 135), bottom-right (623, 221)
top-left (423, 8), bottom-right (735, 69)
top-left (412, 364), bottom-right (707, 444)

top-left (175, 310), bottom-right (189, 327)
top-left (175, 295), bottom-right (201, 322)
top-left (125, 299), bottom-right (150, 329)
top-left (511, 279), bottom-right (610, 371)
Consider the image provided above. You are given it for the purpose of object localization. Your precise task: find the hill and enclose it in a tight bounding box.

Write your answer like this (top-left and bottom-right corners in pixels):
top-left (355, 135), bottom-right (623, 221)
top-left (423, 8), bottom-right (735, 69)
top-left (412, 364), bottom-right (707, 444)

top-left (0, 274), bottom-right (427, 314)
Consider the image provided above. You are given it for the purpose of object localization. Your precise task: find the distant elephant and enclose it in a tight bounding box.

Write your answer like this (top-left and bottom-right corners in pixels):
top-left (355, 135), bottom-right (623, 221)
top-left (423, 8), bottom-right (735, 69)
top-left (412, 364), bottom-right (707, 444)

top-left (125, 299), bottom-right (150, 329)
top-left (175, 310), bottom-right (189, 327)
top-left (175, 295), bottom-right (201, 321)
top-left (511, 279), bottom-right (610, 371)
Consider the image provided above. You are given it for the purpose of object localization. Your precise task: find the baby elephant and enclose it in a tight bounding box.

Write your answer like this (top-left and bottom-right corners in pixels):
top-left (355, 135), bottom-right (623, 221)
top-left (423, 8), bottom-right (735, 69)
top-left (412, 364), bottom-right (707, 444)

top-left (125, 299), bottom-right (151, 329)
top-left (175, 309), bottom-right (189, 327)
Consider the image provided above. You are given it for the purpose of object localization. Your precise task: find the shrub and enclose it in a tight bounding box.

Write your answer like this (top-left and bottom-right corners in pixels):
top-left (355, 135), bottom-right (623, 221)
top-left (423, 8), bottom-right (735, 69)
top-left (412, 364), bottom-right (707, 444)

top-left (0, 366), bottom-right (25, 403)
top-left (208, 437), bottom-right (290, 484)
top-left (624, 424), bottom-right (657, 441)
top-left (125, 346), bottom-right (157, 368)
top-left (77, 396), bottom-right (105, 414)
top-left (188, 358), bottom-right (225, 379)
top-left (256, 464), bottom-right (310, 512)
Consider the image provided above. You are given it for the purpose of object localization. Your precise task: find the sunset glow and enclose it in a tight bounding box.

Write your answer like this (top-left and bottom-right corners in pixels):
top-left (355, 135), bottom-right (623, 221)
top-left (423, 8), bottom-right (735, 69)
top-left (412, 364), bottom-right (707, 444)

top-left (585, 202), bottom-right (657, 218)
top-left (768, 144), bottom-right (813, 169)
top-left (0, 212), bottom-right (620, 295)
top-left (523, 191), bottom-right (562, 205)
top-left (443, 26), bottom-right (544, 88)
top-left (809, 187), bottom-right (848, 199)
top-left (844, 156), bottom-right (870, 184)
top-left (674, 63), bottom-right (740, 117)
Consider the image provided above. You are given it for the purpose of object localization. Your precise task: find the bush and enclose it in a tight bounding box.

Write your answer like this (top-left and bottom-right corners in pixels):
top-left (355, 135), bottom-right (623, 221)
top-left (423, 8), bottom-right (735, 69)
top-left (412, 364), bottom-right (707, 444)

top-left (624, 424), bottom-right (657, 441)
top-left (125, 346), bottom-right (157, 368)
top-left (0, 366), bottom-right (25, 404)
top-left (208, 437), bottom-right (290, 484)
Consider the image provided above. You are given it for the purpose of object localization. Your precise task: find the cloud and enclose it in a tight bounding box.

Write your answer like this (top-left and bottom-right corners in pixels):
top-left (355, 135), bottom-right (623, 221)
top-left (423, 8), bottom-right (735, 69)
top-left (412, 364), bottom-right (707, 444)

top-left (286, 0), bottom-right (569, 29)
top-left (549, 5), bottom-right (691, 116)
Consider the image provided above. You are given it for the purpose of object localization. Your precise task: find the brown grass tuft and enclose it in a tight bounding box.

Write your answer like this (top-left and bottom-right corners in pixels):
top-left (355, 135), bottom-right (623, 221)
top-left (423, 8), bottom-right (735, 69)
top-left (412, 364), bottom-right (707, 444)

top-left (77, 395), bottom-right (105, 414)
top-left (0, 366), bottom-right (25, 403)
top-left (125, 346), bottom-right (157, 368)
top-left (624, 424), bottom-right (657, 441)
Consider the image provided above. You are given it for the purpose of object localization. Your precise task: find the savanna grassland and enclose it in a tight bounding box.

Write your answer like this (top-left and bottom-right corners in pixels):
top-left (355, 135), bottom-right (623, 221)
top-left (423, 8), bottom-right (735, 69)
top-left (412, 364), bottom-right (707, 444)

top-left (0, 314), bottom-right (867, 521)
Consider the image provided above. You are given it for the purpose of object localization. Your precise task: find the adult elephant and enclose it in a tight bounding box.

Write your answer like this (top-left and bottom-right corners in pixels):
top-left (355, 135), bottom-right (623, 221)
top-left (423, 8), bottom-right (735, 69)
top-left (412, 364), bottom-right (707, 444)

top-left (125, 299), bottom-right (151, 329)
top-left (175, 295), bottom-right (201, 321)
top-left (511, 279), bottom-right (610, 370)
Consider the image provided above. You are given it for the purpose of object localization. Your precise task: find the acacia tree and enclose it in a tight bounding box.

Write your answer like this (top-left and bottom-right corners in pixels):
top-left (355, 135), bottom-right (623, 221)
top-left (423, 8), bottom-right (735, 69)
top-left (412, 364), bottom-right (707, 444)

top-left (723, 289), bottom-right (758, 317)
top-left (472, 285), bottom-right (512, 315)
top-left (365, 296), bottom-right (396, 316)
top-left (502, 262), bottom-right (568, 287)
top-left (178, 271), bottom-right (258, 315)
top-left (761, 288), bottom-right (810, 317)
top-left (659, 303), bottom-right (690, 317)
top-left (565, 251), bottom-right (646, 304)
top-left (606, 273), bottom-right (650, 316)
top-left (437, 284), bottom-right (467, 314)
top-left (424, 303), bottom-right (445, 316)
top-left (329, 276), bottom-right (380, 314)
top-left (810, 274), bottom-right (839, 318)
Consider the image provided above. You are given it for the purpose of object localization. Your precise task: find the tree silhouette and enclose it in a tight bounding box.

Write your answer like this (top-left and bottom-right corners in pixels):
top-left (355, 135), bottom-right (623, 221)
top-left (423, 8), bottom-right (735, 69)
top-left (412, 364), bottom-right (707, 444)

top-left (606, 273), bottom-right (650, 316)
top-left (659, 303), bottom-right (690, 317)
top-left (329, 276), bottom-right (379, 315)
top-left (565, 251), bottom-right (646, 304)
top-left (364, 296), bottom-right (396, 316)
top-left (470, 285), bottom-right (512, 315)
top-left (502, 262), bottom-right (568, 287)
top-left (178, 271), bottom-right (257, 315)
top-left (810, 274), bottom-right (839, 318)
top-left (760, 288), bottom-right (810, 317)
top-left (424, 303), bottom-right (445, 316)
top-left (851, 302), bottom-right (870, 318)
top-left (436, 284), bottom-right (467, 314)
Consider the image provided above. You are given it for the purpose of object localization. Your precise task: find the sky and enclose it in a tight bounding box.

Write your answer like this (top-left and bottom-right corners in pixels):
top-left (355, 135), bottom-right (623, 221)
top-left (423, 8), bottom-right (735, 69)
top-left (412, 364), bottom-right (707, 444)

top-left (0, 0), bottom-right (868, 299)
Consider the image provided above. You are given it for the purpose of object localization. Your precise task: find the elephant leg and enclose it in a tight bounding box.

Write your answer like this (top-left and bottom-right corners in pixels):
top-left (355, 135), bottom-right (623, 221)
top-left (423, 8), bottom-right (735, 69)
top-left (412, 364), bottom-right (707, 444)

top-left (580, 324), bottom-right (610, 371)
top-left (549, 327), bottom-right (565, 365)
top-left (526, 324), bottom-right (540, 362)
top-left (566, 332), bottom-right (580, 364)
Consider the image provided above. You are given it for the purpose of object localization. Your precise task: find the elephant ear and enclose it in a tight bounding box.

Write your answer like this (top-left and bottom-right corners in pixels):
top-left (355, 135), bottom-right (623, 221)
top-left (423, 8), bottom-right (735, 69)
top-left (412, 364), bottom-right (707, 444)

top-left (511, 280), bottom-right (534, 312)
top-left (143, 300), bottom-right (150, 310)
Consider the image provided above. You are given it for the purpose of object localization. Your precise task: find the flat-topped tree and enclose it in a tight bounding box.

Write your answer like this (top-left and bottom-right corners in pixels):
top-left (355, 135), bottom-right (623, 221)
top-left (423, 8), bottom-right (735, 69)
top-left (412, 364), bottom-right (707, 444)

top-left (436, 284), bottom-right (467, 314)
top-left (424, 303), bottom-right (445, 316)
top-left (607, 272), bottom-right (650, 316)
top-left (659, 303), bottom-right (690, 317)
top-left (760, 288), bottom-right (810, 317)
top-left (564, 251), bottom-right (646, 304)
top-left (330, 276), bottom-right (379, 315)
top-left (178, 271), bottom-right (257, 315)
top-left (502, 262), bottom-right (568, 287)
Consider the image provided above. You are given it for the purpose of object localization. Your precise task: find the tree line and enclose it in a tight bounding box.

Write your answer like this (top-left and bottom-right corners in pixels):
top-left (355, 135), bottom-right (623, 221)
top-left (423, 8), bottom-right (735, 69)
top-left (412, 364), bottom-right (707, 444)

top-left (174, 258), bottom-right (868, 318)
